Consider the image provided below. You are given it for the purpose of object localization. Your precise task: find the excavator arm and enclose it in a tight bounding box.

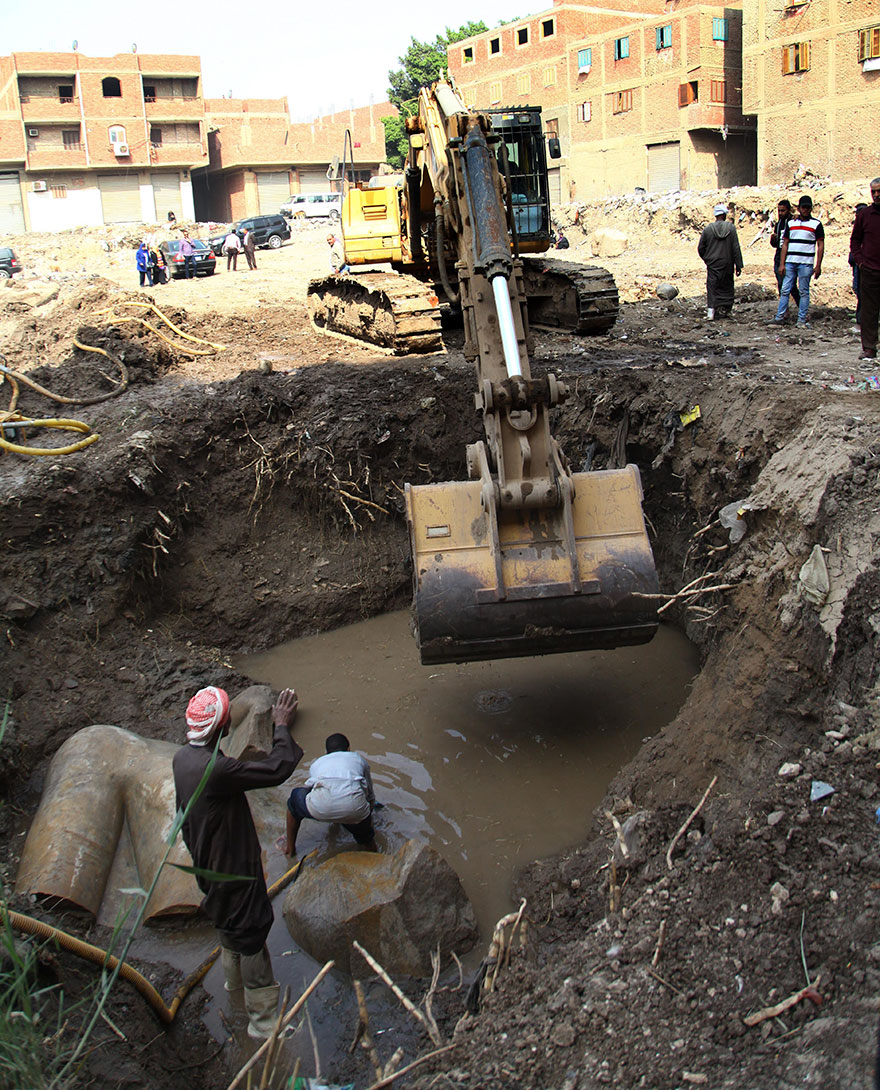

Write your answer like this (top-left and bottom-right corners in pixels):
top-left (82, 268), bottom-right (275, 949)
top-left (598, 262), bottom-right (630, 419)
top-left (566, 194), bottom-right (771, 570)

top-left (402, 80), bottom-right (659, 664)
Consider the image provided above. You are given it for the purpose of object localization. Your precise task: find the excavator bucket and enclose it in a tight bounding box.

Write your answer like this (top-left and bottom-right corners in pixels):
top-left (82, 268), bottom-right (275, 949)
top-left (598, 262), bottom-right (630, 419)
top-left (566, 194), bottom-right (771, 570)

top-left (406, 465), bottom-right (658, 665)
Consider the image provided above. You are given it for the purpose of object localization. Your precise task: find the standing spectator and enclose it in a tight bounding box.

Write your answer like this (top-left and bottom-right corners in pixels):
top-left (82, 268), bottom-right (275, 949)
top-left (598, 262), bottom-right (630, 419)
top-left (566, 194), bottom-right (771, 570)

top-left (136, 242), bottom-right (153, 288)
top-left (849, 202), bottom-right (869, 328)
top-left (180, 231), bottom-right (197, 279)
top-left (771, 195), bottom-right (824, 328)
top-left (697, 203), bottom-right (743, 320)
top-left (850, 178), bottom-right (880, 362)
top-left (223, 228), bottom-right (242, 272)
top-left (326, 233), bottom-right (348, 274)
top-left (172, 686), bottom-right (302, 1039)
top-left (242, 226), bottom-right (257, 270)
top-left (770, 199), bottom-right (800, 310)
top-left (150, 246), bottom-right (167, 286)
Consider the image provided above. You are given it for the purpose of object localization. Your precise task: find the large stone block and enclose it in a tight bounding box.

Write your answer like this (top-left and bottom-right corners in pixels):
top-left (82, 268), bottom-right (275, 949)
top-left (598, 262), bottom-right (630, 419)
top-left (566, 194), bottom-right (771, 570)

top-left (282, 840), bottom-right (478, 977)
top-left (590, 227), bottom-right (628, 257)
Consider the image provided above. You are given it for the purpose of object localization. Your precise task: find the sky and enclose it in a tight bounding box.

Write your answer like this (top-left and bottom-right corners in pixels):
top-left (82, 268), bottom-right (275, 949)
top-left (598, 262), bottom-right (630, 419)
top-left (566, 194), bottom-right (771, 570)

top-left (6, 0), bottom-right (533, 121)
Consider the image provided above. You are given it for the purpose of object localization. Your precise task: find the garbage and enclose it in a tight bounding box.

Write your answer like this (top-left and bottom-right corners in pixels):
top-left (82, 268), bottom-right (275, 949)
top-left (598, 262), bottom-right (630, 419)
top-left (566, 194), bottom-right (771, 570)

top-left (798, 545), bottom-right (830, 607)
top-left (720, 500), bottom-right (751, 544)
top-left (679, 404), bottom-right (701, 427)
top-left (810, 780), bottom-right (835, 802)
top-left (656, 282), bottom-right (679, 300)
top-left (875, 806), bottom-right (880, 825)
top-left (293, 1080), bottom-right (355, 1090)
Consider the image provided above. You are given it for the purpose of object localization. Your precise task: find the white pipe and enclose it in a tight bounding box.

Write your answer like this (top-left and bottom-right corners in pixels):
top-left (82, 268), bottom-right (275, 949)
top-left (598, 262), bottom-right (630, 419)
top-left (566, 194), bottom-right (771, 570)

top-left (491, 275), bottom-right (523, 378)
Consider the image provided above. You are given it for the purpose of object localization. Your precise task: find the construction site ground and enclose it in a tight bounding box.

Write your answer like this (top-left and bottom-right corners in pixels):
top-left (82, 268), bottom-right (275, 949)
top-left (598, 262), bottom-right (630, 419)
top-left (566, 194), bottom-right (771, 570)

top-left (1, 181), bottom-right (879, 1090)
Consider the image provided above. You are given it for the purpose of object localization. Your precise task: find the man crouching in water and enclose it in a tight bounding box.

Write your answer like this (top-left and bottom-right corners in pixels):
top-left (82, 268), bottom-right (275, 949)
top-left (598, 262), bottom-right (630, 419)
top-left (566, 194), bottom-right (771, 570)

top-left (172, 685), bottom-right (301, 1039)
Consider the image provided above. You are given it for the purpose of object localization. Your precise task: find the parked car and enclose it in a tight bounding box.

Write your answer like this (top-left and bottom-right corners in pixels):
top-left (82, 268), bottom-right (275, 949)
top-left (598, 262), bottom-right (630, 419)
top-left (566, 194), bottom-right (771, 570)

top-left (208, 215), bottom-right (291, 256)
top-left (0, 247), bottom-right (22, 278)
top-left (158, 238), bottom-right (216, 278)
top-left (280, 193), bottom-right (342, 222)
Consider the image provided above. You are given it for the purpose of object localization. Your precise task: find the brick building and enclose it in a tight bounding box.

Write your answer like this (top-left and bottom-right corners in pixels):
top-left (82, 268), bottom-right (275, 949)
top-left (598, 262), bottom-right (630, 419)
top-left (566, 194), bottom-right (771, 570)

top-left (0, 51), bottom-right (206, 232)
top-left (741, 0), bottom-right (880, 183)
top-left (448, 0), bottom-right (756, 199)
top-left (196, 99), bottom-right (393, 222)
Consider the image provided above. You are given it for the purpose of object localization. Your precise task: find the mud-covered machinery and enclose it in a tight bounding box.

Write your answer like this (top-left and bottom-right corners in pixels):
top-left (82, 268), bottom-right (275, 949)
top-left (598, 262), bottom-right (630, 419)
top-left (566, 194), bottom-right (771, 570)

top-left (318, 81), bottom-right (658, 664)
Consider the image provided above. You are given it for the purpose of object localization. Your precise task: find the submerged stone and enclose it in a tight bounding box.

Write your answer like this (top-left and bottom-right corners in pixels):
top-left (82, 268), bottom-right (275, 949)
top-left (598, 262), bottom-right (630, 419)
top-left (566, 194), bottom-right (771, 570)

top-left (282, 839), bottom-right (478, 976)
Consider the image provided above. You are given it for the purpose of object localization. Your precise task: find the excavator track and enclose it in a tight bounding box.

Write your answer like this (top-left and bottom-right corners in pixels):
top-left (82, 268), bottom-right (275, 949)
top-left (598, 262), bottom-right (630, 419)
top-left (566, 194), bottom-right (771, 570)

top-left (521, 258), bottom-right (620, 334)
top-left (307, 271), bottom-right (443, 355)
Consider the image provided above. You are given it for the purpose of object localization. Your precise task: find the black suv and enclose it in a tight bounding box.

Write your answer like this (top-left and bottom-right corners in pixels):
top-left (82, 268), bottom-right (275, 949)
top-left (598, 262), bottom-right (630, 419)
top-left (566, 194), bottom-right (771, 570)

top-left (209, 215), bottom-right (290, 256)
top-left (0, 247), bottom-right (22, 278)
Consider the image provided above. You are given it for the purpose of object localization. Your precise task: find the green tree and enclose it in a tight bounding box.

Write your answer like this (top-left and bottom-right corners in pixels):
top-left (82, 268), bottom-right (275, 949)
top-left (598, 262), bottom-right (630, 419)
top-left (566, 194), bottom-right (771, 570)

top-left (383, 22), bottom-right (489, 167)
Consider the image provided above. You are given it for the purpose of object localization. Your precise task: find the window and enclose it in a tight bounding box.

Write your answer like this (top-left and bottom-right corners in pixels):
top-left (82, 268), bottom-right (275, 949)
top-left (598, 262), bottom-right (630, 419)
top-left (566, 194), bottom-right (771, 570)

top-left (150, 126), bottom-right (162, 147)
top-left (782, 42), bottom-right (811, 73)
top-left (713, 18), bottom-right (728, 41)
top-left (710, 79), bottom-right (727, 102)
top-left (58, 84), bottom-right (74, 103)
top-left (143, 84), bottom-right (156, 102)
top-left (614, 37), bottom-right (630, 60)
top-left (489, 80), bottom-right (502, 103)
top-left (543, 66), bottom-right (557, 87)
top-left (859, 26), bottom-right (880, 60)
top-left (517, 26), bottom-right (529, 46)
top-left (577, 47), bottom-right (592, 71)
top-left (62, 129), bottom-right (81, 148)
top-left (613, 90), bottom-right (633, 113)
top-left (678, 81), bottom-right (698, 105)
top-left (490, 36), bottom-right (501, 55)
top-left (50, 183), bottom-right (67, 199)
top-left (101, 76), bottom-right (122, 98)
top-left (577, 101), bottom-right (592, 122)
top-left (108, 125), bottom-right (127, 145)
top-left (516, 73), bottom-right (531, 95)
top-left (542, 18), bottom-right (555, 38)
top-left (462, 46), bottom-right (474, 65)
top-left (656, 25), bottom-right (672, 50)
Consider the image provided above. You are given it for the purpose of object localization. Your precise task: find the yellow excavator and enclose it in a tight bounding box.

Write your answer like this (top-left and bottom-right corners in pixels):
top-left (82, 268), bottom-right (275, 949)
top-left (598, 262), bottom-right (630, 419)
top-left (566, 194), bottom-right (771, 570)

top-left (309, 80), bottom-right (658, 664)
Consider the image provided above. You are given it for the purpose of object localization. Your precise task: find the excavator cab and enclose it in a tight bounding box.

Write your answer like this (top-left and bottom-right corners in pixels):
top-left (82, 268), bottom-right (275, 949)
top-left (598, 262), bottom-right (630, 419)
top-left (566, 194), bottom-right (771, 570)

top-left (486, 108), bottom-right (553, 250)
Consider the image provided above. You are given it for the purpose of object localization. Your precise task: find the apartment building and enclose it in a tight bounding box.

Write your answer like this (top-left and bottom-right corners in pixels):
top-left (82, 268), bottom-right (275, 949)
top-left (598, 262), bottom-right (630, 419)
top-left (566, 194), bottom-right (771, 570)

top-left (197, 99), bottom-right (393, 223)
top-left (741, 0), bottom-right (880, 183)
top-left (0, 52), bottom-right (206, 232)
top-left (448, 0), bottom-right (756, 198)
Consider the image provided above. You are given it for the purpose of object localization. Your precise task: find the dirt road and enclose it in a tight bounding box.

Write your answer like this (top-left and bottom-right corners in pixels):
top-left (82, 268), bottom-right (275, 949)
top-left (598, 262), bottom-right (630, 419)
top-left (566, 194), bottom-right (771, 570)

top-left (1, 189), bottom-right (878, 1089)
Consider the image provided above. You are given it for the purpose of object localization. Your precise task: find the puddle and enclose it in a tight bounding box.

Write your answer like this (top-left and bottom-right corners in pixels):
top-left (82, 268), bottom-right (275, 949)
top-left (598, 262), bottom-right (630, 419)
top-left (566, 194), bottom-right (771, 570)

top-left (117, 610), bottom-right (697, 1070)
top-left (238, 610), bottom-right (699, 935)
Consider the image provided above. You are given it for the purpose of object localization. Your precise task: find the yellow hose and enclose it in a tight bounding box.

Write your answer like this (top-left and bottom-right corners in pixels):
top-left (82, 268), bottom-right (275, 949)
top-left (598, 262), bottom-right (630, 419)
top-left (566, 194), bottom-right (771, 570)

top-left (5, 852), bottom-right (314, 1024)
top-left (95, 299), bottom-right (227, 354)
top-left (0, 417), bottom-right (99, 456)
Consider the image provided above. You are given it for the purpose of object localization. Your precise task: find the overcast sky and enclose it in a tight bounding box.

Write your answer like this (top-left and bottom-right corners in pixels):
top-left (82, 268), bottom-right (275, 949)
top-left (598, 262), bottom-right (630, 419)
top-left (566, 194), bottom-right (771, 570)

top-left (7, 0), bottom-right (531, 121)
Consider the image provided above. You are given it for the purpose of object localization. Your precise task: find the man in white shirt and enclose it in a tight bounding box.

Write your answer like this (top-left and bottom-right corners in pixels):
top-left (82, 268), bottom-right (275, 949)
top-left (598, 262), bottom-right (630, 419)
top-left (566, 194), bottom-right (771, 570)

top-left (281, 732), bottom-right (376, 854)
top-left (223, 229), bottom-right (242, 271)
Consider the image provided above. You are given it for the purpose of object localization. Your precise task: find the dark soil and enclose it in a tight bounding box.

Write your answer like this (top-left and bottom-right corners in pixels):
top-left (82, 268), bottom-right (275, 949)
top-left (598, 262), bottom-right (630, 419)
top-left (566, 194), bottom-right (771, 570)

top-left (2, 293), bottom-right (879, 1089)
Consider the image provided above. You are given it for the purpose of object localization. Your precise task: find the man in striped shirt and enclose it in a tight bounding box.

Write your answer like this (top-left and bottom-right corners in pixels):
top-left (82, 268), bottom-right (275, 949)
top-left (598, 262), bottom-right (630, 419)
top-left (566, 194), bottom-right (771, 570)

top-left (771, 195), bottom-right (824, 328)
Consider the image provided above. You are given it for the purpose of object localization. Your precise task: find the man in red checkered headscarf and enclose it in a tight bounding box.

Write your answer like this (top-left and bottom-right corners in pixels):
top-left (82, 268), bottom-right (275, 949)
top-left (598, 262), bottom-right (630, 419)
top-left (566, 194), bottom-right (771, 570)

top-left (173, 685), bottom-right (302, 1039)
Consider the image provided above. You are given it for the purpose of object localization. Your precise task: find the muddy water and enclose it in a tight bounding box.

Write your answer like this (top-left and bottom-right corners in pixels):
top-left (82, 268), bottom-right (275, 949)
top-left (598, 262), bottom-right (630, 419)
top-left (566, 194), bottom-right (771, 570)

top-left (238, 610), bottom-right (699, 935)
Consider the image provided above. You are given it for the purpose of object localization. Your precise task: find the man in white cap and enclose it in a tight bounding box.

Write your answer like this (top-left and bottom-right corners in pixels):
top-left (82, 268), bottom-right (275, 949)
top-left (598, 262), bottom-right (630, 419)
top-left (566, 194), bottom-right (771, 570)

top-left (172, 685), bottom-right (301, 1039)
top-left (698, 203), bottom-right (743, 320)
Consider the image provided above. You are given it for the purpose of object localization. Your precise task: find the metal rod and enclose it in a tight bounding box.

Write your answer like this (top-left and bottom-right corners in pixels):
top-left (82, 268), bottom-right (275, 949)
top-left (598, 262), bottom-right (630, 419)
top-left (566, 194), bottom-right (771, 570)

top-left (491, 275), bottom-right (522, 378)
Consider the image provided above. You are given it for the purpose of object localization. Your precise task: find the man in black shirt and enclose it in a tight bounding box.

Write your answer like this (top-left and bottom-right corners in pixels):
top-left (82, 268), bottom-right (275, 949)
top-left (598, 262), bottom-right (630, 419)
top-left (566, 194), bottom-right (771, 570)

top-left (173, 685), bottom-right (301, 1038)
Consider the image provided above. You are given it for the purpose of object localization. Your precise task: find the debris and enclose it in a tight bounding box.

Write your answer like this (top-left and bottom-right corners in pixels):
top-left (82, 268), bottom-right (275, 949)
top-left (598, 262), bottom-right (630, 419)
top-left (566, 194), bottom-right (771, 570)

top-left (743, 977), bottom-right (823, 1027)
top-left (810, 780), bottom-right (835, 802)
top-left (656, 282), bottom-right (679, 300)
top-left (798, 544), bottom-right (830, 606)
top-left (666, 775), bottom-right (718, 869)
top-left (719, 500), bottom-right (751, 544)
top-left (679, 404), bottom-right (701, 427)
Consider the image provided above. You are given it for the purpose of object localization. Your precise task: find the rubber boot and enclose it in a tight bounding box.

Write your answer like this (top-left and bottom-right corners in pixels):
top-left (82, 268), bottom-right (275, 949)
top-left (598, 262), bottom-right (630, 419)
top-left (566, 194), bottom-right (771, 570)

top-left (244, 983), bottom-right (280, 1039)
top-left (706, 307), bottom-right (714, 320)
top-left (221, 947), bottom-right (243, 992)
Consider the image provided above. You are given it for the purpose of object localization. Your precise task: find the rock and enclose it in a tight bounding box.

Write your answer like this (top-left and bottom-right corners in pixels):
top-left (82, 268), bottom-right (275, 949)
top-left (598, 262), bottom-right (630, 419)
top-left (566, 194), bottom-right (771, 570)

top-left (769, 881), bottom-right (790, 915)
top-left (778, 762), bottom-right (802, 777)
top-left (590, 227), bottom-right (628, 257)
top-left (612, 810), bottom-right (652, 869)
top-left (227, 685), bottom-right (277, 759)
top-left (282, 840), bottom-right (478, 976)
top-left (656, 282), bottom-right (679, 300)
top-left (767, 810), bottom-right (785, 827)
top-left (550, 1023), bottom-right (577, 1047)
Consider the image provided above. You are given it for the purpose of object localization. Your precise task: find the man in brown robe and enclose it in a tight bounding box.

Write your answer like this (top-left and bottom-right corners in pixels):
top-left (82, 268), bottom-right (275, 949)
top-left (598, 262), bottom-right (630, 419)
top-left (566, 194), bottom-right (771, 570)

top-left (698, 203), bottom-right (743, 320)
top-left (172, 685), bottom-right (301, 1038)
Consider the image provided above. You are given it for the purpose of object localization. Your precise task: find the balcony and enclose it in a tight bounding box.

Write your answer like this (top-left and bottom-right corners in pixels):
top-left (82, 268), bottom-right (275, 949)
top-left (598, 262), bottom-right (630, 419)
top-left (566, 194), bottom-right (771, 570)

top-left (144, 96), bottom-right (203, 120)
top-left (26, 145), bottom-right (88, 170)
top-left (20, 97), bottom-right (81, 123)
top-left (148, 142), bottom-right (207, 167)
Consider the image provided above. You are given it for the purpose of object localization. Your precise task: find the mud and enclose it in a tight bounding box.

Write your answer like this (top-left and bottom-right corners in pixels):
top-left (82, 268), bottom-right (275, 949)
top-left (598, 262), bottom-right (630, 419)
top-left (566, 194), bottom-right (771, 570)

top-left (2, 191), bottom-right (879, 1089)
